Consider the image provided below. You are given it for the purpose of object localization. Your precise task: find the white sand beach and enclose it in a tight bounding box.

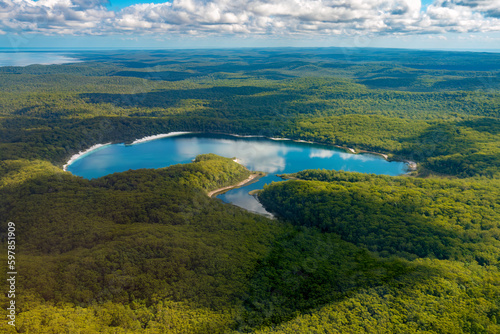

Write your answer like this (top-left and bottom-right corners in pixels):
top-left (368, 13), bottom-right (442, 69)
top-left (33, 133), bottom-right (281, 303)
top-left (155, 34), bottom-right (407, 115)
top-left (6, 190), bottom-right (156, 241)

top-left (63, 143), bottom-right (112, 171)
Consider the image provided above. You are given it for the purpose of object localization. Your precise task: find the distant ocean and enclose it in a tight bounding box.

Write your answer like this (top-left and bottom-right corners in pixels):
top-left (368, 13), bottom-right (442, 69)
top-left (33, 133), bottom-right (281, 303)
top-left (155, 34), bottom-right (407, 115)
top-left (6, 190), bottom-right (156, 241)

top-left (0, 52), bottom-right (81, 67)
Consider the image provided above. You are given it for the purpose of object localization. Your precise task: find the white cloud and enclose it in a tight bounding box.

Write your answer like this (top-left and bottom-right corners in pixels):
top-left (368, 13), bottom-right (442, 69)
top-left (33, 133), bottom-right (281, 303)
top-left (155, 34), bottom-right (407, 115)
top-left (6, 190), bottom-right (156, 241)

top-left (0, 0), bottom-right (499, 37)
top-left (443, 0), bottom-right (500, 17)
top-left (309, 149), bottom-right (335, 159)
top-left (422, 0), bottom-right (500, 33)
top-left (0, 0), bottom-right (114, 35)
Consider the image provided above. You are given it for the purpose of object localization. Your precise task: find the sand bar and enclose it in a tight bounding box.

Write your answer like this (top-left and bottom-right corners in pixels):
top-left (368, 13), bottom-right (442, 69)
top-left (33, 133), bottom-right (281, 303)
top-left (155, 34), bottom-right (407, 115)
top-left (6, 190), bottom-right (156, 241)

top-left (130, 132), bottom-right (192, 145)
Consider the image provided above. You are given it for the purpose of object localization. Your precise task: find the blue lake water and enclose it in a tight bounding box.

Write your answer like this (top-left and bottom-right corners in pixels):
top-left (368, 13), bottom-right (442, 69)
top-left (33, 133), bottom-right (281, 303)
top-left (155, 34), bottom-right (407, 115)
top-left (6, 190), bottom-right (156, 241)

top-left (0, 52), bottom-right (81, 67)
top-left (67, 133), bottom-right (409, 215)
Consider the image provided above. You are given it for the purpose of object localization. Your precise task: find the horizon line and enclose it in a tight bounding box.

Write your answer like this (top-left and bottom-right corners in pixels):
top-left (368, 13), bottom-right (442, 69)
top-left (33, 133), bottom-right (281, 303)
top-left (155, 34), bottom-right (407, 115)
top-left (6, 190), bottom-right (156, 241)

top-left (1, 46), bottom-right (500, 53)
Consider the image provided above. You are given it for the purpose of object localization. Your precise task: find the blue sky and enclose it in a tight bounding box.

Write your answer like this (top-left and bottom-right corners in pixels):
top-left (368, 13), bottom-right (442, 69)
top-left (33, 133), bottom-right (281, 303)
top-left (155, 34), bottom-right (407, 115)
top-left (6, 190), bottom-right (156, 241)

top-left (108, 0), bottom-right (164, 9)
top-left (1, 0), bottom-right (499, 50)
top-left (106, 0), bottom-right (436, 10)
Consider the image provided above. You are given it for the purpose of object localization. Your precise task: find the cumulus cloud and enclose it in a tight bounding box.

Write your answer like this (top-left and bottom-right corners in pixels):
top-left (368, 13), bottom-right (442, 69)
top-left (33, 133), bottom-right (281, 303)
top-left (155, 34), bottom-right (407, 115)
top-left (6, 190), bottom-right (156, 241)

top-left (443, 0), bottom-right (500, 17)
top-left (0, 0), bottom-right (499, 36)
top-left (422, 0), bottom-right (500, 33)
top-left (0, 0), bottom-right (114, 34)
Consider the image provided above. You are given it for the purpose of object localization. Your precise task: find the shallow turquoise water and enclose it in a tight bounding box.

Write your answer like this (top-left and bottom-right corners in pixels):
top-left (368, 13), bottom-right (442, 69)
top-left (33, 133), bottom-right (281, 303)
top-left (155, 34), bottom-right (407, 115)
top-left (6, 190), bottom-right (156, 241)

top-left (67, 133), bottom-right (408, 215)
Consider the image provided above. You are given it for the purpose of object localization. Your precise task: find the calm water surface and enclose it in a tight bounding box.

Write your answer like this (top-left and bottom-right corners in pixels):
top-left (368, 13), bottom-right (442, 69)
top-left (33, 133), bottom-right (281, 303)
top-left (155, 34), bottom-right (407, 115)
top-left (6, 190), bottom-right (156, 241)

top-left (67, 133), bottom-right (409, 216)
top-left (0, 52), bottom-right (80, 66)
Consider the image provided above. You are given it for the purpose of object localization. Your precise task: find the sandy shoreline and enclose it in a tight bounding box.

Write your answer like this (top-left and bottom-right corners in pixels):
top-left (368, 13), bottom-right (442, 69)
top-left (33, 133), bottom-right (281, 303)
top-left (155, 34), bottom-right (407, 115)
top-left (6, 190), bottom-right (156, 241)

top-left (337, 146), bottom-right (356, 154)
top-left (207, 173), bottom-right (260, 198)
top-left (130, 132), bottom-right (192, 145)
top-left (63, 143), bottom-right (112, 171)
top-left (63, 131), bottom-right (417, 174)
top-left (357, 149), bottom-right (389, 160)
top-left (63, 132), bottom-right (193, 171)
top-left (228, 134), bottom-right (265, 138)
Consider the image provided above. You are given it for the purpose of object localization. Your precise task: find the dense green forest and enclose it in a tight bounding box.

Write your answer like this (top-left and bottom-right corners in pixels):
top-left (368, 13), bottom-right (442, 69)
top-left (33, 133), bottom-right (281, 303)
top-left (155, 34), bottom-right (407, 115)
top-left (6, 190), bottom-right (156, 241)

top-left (1, 49), bottom-right (499, 178)
top-left (1, 48), bottom-right (500, 332)
top-left (256, 170), bottom-right (500, 333)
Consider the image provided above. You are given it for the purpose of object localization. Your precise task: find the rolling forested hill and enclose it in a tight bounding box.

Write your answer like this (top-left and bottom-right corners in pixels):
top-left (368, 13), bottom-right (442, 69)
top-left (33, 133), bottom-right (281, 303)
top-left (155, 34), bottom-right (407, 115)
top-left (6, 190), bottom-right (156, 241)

top-left (0, 48), bottom-right (499, 333)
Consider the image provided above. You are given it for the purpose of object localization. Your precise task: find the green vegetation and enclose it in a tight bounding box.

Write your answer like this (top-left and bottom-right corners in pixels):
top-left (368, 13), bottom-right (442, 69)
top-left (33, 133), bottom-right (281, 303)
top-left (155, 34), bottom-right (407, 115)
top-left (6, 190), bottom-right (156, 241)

top-left (1, 49), bottom-right (499, 177)
top-left (253, 258), bottom-right (500, 333)
top-left (1, 48), bottom-right (499, 332)
top-left (257, 170), bottom-right (500, 333)
top-left (0, 155), bottom-right (283, 332)
top-left (260, 170), bottom-right (500, 263)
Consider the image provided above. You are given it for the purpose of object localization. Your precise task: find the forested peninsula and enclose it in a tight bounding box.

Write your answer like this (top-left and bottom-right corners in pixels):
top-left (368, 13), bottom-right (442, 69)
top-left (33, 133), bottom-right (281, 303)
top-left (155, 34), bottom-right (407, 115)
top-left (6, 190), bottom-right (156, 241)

top-left (1, 48), bottom-right (499, 333)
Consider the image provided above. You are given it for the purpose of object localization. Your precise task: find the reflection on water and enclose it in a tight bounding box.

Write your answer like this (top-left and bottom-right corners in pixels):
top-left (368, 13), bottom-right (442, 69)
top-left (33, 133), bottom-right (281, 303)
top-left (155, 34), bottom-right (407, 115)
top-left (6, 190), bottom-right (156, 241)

top-left (338, 152), bottom-right (374, 162)
top-left (220, 189), bottom-right (273, 217)
top-left (236, 142), bottom-right (301, 173)
top-left (176, 137), bottom-right (300, 173)
top-left (67, 133), bottom-right (409, 216)
top-left (309, 149), bottom-right (335, 159)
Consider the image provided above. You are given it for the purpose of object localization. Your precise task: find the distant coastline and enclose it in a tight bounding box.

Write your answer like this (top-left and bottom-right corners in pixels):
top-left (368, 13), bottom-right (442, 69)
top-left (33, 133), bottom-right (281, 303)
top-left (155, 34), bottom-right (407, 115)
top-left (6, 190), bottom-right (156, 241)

top-left (0, 52), bottom-right (82, 67)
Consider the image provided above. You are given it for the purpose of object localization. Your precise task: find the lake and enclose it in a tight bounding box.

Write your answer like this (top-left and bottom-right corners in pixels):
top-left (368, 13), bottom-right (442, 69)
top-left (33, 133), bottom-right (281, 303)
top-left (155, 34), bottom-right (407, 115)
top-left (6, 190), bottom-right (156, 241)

top-left (66, 133), bottom-right (409, 216)
top-left (0, 52), bottom-right (81, 67)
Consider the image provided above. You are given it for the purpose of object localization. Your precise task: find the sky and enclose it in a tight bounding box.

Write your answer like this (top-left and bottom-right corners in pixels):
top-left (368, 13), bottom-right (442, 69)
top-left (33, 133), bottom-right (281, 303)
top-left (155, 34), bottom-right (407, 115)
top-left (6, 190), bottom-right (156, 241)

top-left (0, 0), bottom-right (500, 50)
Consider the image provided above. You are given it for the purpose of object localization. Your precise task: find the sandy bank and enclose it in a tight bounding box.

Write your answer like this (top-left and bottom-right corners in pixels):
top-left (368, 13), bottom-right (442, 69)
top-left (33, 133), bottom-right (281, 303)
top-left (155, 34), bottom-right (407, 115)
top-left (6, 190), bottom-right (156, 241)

top-left (64, 132), bottom-right (193, 171)
top-left (64, 132), bottom-right (417, 175)
top-left (208, 173), bottom-right (260, 198)
top-left (357, 149), bottom-right (389, 160)
top-left (130, 132), bottom-right (192, 145)
top-left (63, 143), bottom-right (112, 171)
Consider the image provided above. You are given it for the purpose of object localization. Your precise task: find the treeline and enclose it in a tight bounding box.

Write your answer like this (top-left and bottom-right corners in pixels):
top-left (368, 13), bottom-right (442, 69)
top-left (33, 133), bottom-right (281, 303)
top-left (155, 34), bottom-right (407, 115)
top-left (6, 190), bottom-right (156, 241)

top-left (1, 75), bottom-right (498, 120)
top-left (2, 48), bottom-right (500, 93)
top-left (0, 116), bottom-right (278, 165)
top-left (253, 170), bottom-right (500, 332)
top-left (284, 115), bottom-right (500, 178)
top-left (1, 113), bottom-right (499, 178)
top-left (259, 170), bottom-right (500, 263)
